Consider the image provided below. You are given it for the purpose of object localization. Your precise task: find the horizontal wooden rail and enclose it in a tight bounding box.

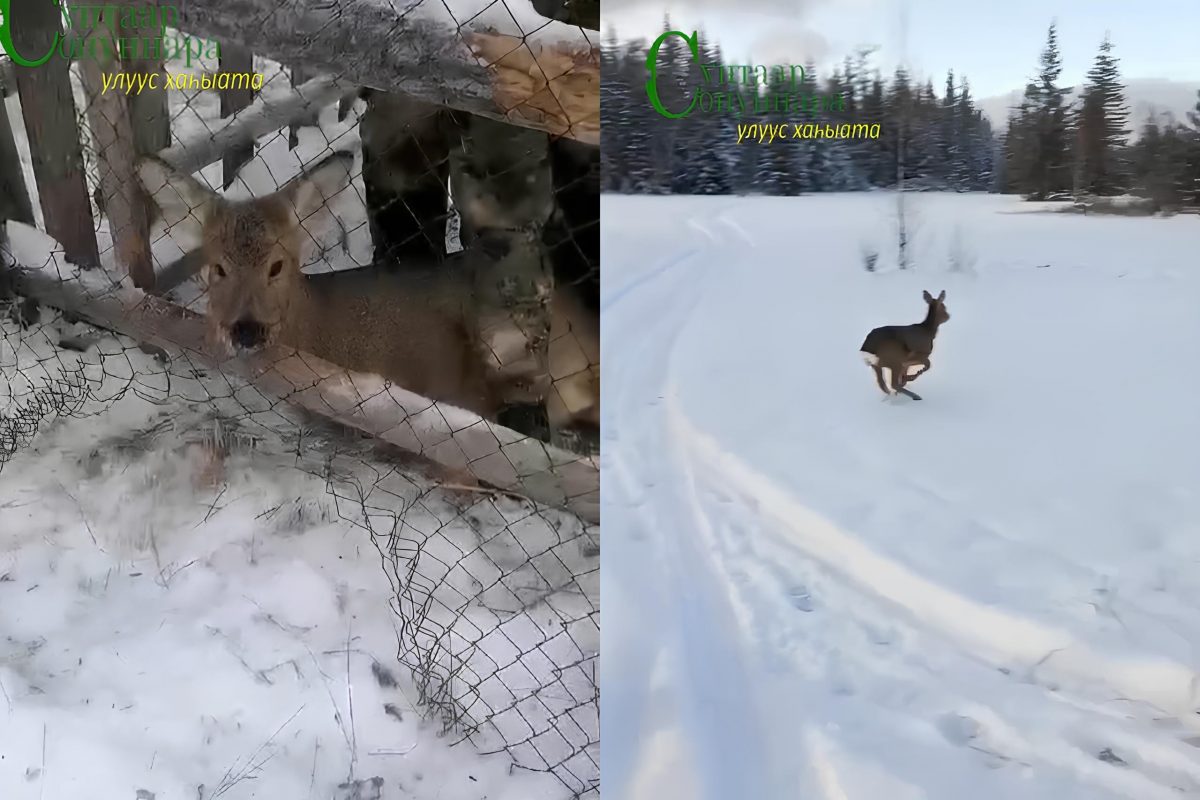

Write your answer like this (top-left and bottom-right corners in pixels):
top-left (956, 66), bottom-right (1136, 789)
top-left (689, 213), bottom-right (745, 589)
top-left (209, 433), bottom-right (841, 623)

top-left (155, 73), bottom-right (354, 175)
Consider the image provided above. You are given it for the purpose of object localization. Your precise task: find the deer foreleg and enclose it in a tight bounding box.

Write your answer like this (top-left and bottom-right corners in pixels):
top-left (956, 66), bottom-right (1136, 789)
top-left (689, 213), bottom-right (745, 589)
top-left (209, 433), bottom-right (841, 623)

top-left (904, 357), bottom-right (932, 382)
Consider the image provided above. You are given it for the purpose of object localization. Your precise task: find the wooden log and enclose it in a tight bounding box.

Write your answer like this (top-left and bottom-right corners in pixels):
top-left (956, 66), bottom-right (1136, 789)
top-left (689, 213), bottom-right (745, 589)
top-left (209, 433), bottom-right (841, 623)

top-left (76, 5), bottom-right (156, 289)
top-left (4, 250), bottom-right (599, 523)
top-left (155, 73), bottom-right (353, 176)
top-left (171, 0), bottom-right (599, 145)
top-left (219, 45), bottom-right (257, 189)
top-left (11, 0), bottom-right (101, 268)
top-left (464, 31), bottom-right (599, 144)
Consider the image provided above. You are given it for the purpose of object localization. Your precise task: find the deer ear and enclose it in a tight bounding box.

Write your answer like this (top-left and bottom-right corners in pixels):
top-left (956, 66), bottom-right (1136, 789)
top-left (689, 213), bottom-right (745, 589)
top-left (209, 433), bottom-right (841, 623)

top-left (137, 155), bottom-right (217, 228)
top-left (937, 290), bottom-right (946, 301)
top-left (287, 151), bottom-right (354, 222)
top-left (923, 290), bottom-right (933, 302)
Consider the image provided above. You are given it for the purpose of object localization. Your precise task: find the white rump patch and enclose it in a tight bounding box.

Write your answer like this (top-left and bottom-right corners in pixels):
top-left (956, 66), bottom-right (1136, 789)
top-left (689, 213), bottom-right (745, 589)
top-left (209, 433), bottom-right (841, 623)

top-left (861, 351), bottom-right (879, 366)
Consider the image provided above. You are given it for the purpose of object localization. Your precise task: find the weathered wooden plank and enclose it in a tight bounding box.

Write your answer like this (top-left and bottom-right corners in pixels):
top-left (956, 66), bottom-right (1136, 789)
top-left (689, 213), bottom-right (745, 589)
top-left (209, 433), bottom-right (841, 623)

top-left (77, 5), bottom-right (156, 289)
top-left (172, 0), bottom-right (599, 144)
top-left (0, 59), bottom-right (16, 97)
top-left (120, 1), bottom-right (171, 157)
top-left (219, 45), bottom-right (257, 189)
top-left (0, 55), bottom-right (32, 231)
top-left (0, 88), bottom-right (35, 230)
top-left (4, 252), bottom-right (599, 523)
top-left (11, 0), bottom-right (101, 268)
top-left (156, 73), bottom-right (352, 176)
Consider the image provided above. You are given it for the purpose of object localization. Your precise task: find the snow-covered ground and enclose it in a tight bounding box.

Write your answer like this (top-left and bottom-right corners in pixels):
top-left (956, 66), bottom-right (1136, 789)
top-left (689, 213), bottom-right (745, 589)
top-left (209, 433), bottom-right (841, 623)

top-left (1, 44), bottom-right (597, 800)
top-left (602, 191), bottom-right (1200, 800)
top-left (0, 300), bottom-right (596, 799)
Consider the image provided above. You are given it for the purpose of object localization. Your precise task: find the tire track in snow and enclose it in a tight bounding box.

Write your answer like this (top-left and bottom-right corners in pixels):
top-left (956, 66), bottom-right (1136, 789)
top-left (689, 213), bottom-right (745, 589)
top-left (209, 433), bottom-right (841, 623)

top-left (605, 208), bottom-right (781, 799)
top-left (665, 401), bottom-right (1200, 798)
top-left (667, 406), bottom-right (1200, 723)
top-left (666, 402), bottom-right (1200, 779)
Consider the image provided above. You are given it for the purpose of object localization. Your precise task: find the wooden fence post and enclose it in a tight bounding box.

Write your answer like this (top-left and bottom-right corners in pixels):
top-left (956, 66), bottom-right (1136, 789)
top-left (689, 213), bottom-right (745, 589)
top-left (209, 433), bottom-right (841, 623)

top-left (0, 63), bottom-right (35, 233)
top-left (11, 0), bottom-right (101, 268)
top-left (288, 66), bottom-right (316, 150)
top-left (75, 5), bottom-right (156, 289)
top-left (122, 1), bottom-right (171, 156)
top-left (0, 90), bottom-right (34, 260)
top-left (219, 45), bottom-right (256, 189)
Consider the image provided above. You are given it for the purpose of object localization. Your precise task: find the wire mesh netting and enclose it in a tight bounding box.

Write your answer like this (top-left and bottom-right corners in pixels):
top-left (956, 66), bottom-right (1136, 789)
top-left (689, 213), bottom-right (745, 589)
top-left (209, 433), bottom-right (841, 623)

top-left (0, 0), bottom-right (598, 796)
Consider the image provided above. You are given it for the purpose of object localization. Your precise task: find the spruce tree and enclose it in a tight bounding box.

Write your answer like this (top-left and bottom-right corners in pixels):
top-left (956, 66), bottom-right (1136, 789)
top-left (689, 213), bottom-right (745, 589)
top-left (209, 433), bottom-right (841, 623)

top-left (1029, 22), bottom-right (1072, 199)
top-left (954, 78), bottom-right (980, 190)
top-left (1181, 90), bottom-right (1200, 205)
top-left (862, 74), bottom-right (889, 186)
top-left (1076, 34), bottom-right (1130, 195)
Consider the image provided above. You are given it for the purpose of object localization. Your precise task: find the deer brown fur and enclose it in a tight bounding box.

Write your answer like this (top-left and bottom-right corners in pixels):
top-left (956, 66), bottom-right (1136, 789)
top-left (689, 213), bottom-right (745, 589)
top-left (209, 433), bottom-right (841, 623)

top-left (136, 151), bottom-right (594, 429)
top-left (859, 290), bottom-right (950, 401)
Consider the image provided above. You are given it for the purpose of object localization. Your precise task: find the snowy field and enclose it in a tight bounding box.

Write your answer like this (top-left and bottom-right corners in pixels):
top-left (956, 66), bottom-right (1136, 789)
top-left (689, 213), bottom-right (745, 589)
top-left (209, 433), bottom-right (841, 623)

top-left (602, 191), bottom-right (1200, 799)
top-left (0, 366), bottom-right (581, 800)
top-left (0, 40), bottom-right (597, 800)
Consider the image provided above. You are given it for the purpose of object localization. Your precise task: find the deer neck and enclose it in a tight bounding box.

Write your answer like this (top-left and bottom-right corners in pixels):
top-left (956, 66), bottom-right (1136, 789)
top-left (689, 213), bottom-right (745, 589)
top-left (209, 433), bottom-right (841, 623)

top-left (919, 306), bottom-right (942, 336)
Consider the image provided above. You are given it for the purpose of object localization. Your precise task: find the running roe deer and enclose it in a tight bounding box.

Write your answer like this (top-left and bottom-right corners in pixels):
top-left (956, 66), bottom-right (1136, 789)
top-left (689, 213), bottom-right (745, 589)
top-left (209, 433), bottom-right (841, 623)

top-left (136, 150), bottom-right (586, 429)
top-left (859, 290), bottom-right (950, 401)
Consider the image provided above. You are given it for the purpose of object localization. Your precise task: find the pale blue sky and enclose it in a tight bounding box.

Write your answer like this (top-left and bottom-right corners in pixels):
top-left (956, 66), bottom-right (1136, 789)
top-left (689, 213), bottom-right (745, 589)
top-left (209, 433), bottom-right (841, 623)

top-left (602, 0), bottom-right (1200, 99)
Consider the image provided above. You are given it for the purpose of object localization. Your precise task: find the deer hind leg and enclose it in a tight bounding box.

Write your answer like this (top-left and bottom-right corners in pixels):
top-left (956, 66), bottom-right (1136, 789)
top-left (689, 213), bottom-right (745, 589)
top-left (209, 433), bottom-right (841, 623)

top-left (890, 364), bottom-right (922, 400)
top-left (871, 364), bottom-right (892, 396)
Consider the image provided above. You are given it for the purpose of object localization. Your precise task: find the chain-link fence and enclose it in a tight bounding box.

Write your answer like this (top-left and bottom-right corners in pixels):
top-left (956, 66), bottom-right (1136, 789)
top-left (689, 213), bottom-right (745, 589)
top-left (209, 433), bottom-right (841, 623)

top-left (0, 0), bottom-right (599, 796)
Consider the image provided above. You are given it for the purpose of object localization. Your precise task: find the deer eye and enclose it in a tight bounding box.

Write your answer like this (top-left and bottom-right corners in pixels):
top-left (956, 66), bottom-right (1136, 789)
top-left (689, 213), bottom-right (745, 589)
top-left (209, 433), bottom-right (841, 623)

top-left (211, 263), bottom-right (226, 279)
top-left (268, 259), bottom-right (284, 278)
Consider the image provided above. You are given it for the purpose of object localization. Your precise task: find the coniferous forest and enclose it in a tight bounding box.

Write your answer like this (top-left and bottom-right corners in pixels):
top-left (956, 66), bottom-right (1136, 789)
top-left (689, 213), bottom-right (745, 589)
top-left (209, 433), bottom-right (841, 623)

top-left (602, 20), bottom-right (1200, 207)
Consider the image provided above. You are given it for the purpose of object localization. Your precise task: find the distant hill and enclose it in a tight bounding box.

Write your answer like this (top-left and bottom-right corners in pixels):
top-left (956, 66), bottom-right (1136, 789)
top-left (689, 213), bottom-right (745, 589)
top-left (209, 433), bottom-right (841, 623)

top-left (978, 78), bottom-right (1200, 140)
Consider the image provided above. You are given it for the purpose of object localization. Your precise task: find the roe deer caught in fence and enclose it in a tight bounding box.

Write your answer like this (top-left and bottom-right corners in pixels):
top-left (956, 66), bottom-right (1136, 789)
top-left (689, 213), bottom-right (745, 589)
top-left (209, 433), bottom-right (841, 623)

top-left (859, 290), bottom-right (950, 401)
top-left (136, 150), bottom-right (596, 436)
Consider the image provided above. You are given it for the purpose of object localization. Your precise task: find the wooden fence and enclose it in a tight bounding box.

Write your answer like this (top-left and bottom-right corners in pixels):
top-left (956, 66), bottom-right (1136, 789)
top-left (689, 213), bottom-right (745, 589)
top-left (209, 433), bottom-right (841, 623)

top-left (0, 0), bottom-right (601, 525)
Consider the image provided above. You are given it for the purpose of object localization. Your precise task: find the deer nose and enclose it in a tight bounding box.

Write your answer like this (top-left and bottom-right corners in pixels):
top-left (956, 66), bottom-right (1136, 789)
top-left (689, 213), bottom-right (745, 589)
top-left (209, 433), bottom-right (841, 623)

top-left (230, 318), bottom-right (267, 349)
